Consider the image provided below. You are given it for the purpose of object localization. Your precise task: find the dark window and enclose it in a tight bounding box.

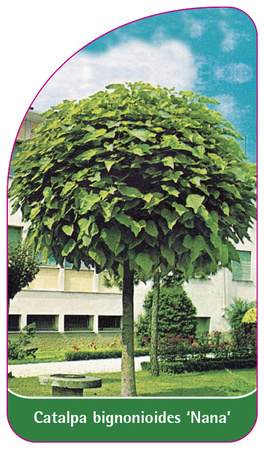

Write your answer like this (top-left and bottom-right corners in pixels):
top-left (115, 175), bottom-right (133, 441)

top-left (98, 316), bottom-right (121, 331)
top-left (27, 315), bottom-right (58, 331)
top-left (8, 315), bottom-right (21, 331)
top-left (64, 315), bottom-right (93, 331)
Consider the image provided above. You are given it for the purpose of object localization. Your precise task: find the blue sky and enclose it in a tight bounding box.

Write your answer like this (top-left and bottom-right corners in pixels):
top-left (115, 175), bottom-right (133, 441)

top-left (32, 7), bottom-right (257, 162)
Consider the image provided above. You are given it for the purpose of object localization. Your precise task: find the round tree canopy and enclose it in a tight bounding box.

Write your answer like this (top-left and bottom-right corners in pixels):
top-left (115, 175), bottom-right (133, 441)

top-left (9, 82), bottom-right (256, 282)
top-left (242, 307), bottom-right (257, 324)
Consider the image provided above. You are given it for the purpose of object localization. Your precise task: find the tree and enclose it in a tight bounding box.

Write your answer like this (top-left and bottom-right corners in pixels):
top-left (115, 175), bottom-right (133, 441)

top-left (9, 82), bottom-right (256, 396)
top-left (136, 279), bottom-right (198, 344)
top-left (150, 270), bottom-right (160, 376)
top-left (8, 241), bottom-right (39, 312)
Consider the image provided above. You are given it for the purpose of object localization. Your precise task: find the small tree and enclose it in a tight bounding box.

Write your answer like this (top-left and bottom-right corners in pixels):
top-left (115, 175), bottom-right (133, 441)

top-left (136, 280), bottom-right (198, 345)
top-left (225, 297), bottom-right (256, 330)
top-left (8, 241), bottom-right (39, 312)
top-left (9, 82), bottom-right (256, 396)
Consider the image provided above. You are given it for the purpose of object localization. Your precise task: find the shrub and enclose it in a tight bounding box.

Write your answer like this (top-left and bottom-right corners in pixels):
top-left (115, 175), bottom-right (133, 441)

top-left (141, 358), bottom-right (256, 374)
top-left (230, 327), bottom-right (257, 359)
top-left (65, 347), bottom-right (149, 361)
top-left (136, 282), bottom-right (197, 347)
top-left (225, 297), bottom-right (256, 331)
top-left (157, 328), bottom-right (256, 372)
top-left (8, 241), bottom-right (39, 306)
top-left (8, 323), bottom-right (38, 360)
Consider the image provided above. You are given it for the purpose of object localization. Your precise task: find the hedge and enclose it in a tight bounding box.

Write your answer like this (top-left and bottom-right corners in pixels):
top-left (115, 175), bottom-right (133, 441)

top-left (141, 358), bottom-right (256, 374)
top-left (65, 348), bottom-right (149, 361)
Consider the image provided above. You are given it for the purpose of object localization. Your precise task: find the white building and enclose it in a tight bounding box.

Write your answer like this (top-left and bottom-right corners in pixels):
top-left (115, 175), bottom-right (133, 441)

top-left (8, 110), bottom-right (256, 335)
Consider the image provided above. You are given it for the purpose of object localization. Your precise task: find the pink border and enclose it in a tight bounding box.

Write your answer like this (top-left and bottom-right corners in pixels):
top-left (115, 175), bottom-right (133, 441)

top-left (6, 5), bottom-right (258, 445)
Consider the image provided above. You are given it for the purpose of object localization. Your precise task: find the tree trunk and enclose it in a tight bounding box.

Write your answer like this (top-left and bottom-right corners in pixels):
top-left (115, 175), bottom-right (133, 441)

top-left (150, 270), bottom-right (160, 376)
top-left (121, 260), bottom-right (137, 396)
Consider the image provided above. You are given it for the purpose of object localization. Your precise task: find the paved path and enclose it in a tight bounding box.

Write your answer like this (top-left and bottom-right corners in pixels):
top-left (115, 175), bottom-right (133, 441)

top-left (8, 356), bottom-right (150, 378)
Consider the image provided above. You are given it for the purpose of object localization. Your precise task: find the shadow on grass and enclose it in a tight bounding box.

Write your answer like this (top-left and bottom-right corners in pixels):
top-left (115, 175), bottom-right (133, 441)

top-left (8, 369), bottom-right (256, 398)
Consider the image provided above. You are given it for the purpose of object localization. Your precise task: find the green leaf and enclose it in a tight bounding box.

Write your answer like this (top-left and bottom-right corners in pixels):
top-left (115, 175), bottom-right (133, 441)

top-left (43, 216), bottom-right (56, 230)
top-left (179, 90), bottom-right (194, 97)
top-left (62, 224), bottom-right (74, 236)
top-left (160, 208), bottom-right (178, 230)
top-left (144, 193), bottom-right (153, 203)
top-left (135, 253), bottom-right (154, 273)
top-left (104, 160), bottom-right (115, 172)
top-left (198, 96), bottom-right (220, 105)
top-left (129, 129), bottom-right (155, 142)
top-left (161, 245), bottom-right (175, 266)
top-left (221, 202), bottom-right (230, 216)
top-left (101, 227), bottom-right (121, 254)
top-left (183, 235), bottom-right (193, 249)
top-left (191, 146), bottom-right (205, 158)
top-left (90, 222), bottom-right (99, 237)
top-left (145, 221), bottom-right (158, 237)
top-left (190, 176), bottom-right (201, 187)
top-left (210, 232), bottom-right (222, 249)
top-left (186, 194), bottom-right (205, 213)
top-left (62, 239), bottom-right (76, 256)
top-left (88, 248), bottom-right (107, 268)
top-left (161, 185), bottom-right (180, 197)
top-left (117, 186), bottom-right (142, 198)
top-left (116, 213), bottom-right (142, 237)
top-left (82, 235), bottom-right (92, 247)
top-left (172, 202), bottom-right (188, 216)
top-left (191, 235), bottom-right (206, 262)
top-left (218, 182), bottom-right (242, 199)
top-left (78, 217), bottom-right (91, 234)
top-left (219, 244), bottom-right (229, 265)
top-left (78, 191), bottom-right (100, 213)
top-left (162, 156), bottom-right (175, 169)
top-left (106, 83), bottom-right (125, 90)
top-left (61, 182), bottom-right (76, 196)
top-left (30, 204), bottom-right (41, 220)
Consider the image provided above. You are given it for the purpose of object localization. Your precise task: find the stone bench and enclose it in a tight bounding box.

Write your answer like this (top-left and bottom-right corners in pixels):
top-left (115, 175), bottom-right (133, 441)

top-left (39, 374), bottom-right (102, 397)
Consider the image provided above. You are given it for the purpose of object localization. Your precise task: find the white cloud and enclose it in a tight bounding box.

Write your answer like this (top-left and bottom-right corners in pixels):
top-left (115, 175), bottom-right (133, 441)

top-left (219, 21), bottom-right (249, 53)
top-left (33, 39), bottom-right (198, 111)
top-left (215, 93), bottom-right (250, 131)
top-left (183, 17), bottom-right (205, 39)
top-left (215, 94), bottom-right (240, 118)
top-left (215, 63), bottom-right (253, 84)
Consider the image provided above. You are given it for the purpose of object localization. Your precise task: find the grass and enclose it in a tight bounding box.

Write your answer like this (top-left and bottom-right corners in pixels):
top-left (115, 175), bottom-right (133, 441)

top-left (8, 368), bottom-right (256, 398)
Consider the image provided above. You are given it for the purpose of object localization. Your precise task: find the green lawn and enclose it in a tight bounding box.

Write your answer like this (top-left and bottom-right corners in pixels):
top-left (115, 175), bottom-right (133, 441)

top-left (8, 368), bottom-right (256, 398)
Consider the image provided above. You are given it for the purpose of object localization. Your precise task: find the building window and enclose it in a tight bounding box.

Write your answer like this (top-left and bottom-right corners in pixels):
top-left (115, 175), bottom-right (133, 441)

top-left (98, 316), bottom-right (121, 331)
top-left (27, 315), bottom-right (58, 331)
top-left (232, 251), bottom-right (252, 281)
top-left (8, 315), bottom-right (21, 331)
top-left (64, 315), bottom-right (93, 331)
top-left (8, 226), bottom-right (23, 246)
